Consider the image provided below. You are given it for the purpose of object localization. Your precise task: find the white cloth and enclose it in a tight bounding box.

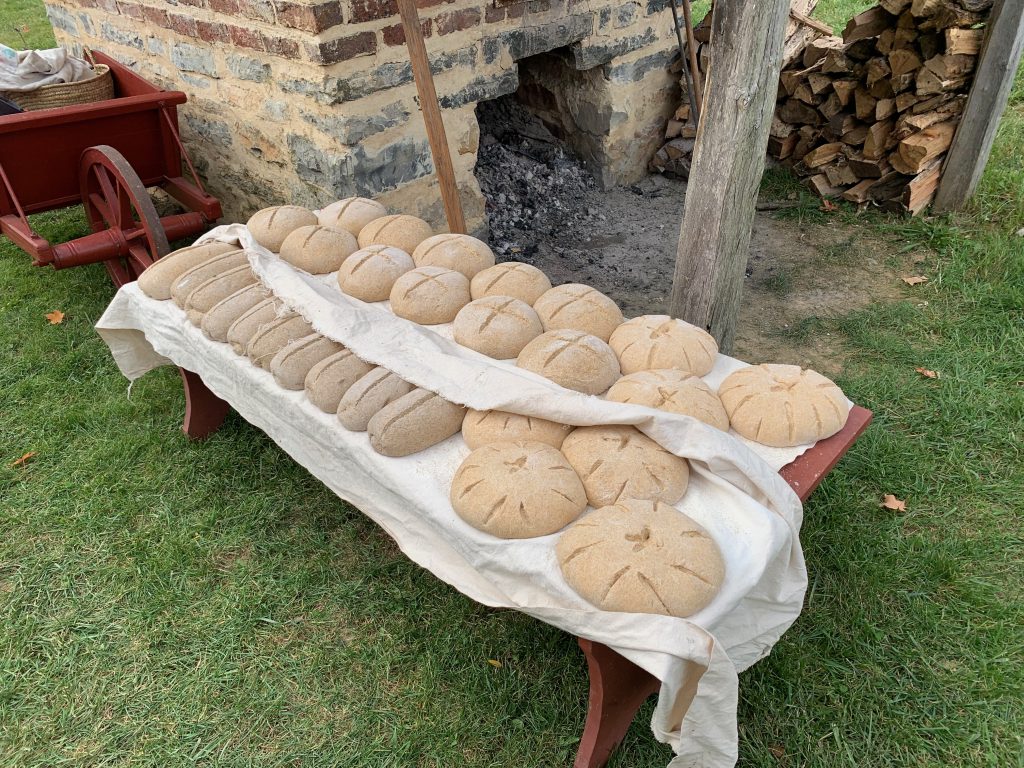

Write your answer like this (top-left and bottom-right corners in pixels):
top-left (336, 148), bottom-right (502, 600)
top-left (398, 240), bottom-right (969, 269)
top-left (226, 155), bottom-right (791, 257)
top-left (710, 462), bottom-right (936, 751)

top-left (96, 226), bottom-right (814, 768)
top-left (0, 47), bottom-right (95, 92)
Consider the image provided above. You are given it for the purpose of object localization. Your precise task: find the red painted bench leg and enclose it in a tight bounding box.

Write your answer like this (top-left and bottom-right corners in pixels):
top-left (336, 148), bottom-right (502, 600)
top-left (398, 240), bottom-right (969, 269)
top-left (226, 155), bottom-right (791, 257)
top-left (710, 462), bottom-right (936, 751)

top-left (574, 638), bottom-right (660, 768)
top-left (179, 367), bottom-right (230, 440)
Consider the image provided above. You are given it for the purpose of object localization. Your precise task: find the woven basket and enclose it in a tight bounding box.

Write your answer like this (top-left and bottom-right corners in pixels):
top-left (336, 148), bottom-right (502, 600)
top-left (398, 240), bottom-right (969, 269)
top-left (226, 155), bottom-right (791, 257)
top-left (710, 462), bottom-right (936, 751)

top-left (3, 64), bottom-right (114, 112)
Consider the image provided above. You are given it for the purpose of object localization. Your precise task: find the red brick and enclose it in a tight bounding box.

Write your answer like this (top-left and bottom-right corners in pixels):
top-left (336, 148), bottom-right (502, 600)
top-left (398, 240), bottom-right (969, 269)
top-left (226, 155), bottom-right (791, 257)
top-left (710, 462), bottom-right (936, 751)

top-left (167, 12), bottom-right (198, 35)
top-left (177, 0), bottom-right (208, 7)
top-left (197, 20), bottom-right (231, 42)
top-left (349, 0), bottom-right (396, 22)
top-left (275, 1), bottom-right (343, 32)
top-left (307, 30), bottom-right (377, 63)
top-left (228, 24), bottom-right (264, 49)
top-left (209, 0), bottom-right (240, 13)
top-left (143, 5), bottom-right (169, 24)
top-left (435, 7), bottom-right (480, 34)
top-left (264, 34), bottom-right (301, 58)
top-left (116, 1), bottom-right (144, 20)
top-left (485, 4), bottom-right (505, 22)
top-left (506, 2), bottom-right (525, 18)
top-left (382, 18), bottom-right (431, 45)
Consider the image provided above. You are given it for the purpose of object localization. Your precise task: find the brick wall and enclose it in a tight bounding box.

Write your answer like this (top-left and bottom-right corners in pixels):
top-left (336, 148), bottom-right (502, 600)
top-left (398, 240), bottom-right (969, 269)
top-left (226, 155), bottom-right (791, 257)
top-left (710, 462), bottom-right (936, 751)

top-left (46, 0), bottom-right (681, 232)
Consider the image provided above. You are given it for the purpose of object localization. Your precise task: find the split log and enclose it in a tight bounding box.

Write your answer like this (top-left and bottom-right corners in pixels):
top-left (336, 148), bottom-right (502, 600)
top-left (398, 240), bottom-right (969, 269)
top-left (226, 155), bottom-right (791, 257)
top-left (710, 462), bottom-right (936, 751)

top-left (807, 173), bottom-right (844, 197)
top-left (903, 159), bottom-right (943, 213)
top-left (863, 118), bottom-right (895, 159)
top-left (843, 6), bottom-right (896, 43)
top-left (843, 177), bottom-right (878, 202)
top-left (896, 118), bottom-right (957, 171)
top-left (803, 141), bottom-right (845, 167)
top-left (945, 28), bottom-right (985, 56)
top-left (803, 35), bottom-right (844, 66)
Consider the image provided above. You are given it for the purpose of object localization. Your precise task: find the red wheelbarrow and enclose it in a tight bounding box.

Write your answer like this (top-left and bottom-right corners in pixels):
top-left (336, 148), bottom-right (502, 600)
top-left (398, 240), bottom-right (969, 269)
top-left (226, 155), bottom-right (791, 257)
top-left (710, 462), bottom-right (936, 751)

top-left (0, 50), bottom-right (220, 286)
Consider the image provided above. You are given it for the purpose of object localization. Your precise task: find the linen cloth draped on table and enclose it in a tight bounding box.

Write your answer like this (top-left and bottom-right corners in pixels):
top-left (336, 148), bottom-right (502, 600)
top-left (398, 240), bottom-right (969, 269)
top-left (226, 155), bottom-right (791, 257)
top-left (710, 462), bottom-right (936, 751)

top-left (0, 48), bottom-right (95, 91)
top-left (96, 225), bottom-right (812, 768)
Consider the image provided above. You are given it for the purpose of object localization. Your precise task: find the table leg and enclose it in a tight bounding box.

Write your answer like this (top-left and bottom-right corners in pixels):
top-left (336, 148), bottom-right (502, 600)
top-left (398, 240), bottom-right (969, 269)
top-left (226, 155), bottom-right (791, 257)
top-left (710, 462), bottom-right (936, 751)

top-left (575, 638), bottom-right (660, 768)
top-left (179, 367), bottom-right (230, 440)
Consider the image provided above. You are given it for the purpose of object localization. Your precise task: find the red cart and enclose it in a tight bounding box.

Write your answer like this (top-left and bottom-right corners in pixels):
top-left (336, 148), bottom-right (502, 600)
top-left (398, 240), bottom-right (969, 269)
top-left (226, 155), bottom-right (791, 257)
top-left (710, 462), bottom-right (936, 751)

top-left (0, 50), bottom-right (220, 286)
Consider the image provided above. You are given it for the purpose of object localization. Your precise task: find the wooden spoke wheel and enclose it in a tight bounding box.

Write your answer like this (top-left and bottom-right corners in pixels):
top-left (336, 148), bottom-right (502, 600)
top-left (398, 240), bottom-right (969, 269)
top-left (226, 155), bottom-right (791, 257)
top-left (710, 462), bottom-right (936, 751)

top-left (80, 145), bottom-right (170, 287)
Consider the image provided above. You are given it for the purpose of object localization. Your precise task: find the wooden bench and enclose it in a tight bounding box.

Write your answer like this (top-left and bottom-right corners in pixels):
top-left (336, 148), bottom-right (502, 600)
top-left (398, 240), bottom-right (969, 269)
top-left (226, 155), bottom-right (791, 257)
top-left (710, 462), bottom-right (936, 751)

top-left (176, 366), bottom-right (872, 767)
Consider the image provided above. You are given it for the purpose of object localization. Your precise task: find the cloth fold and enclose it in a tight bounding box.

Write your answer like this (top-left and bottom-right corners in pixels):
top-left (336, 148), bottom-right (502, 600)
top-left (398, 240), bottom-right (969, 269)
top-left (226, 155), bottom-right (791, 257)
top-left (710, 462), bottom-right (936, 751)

top-left (0, 47), bottom-right (95, 92)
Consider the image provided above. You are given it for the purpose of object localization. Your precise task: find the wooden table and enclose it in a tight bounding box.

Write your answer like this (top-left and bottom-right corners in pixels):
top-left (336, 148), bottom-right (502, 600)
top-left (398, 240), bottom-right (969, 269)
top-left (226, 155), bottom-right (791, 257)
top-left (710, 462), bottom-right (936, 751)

top-left (176, 369), bottom-right (872, 768)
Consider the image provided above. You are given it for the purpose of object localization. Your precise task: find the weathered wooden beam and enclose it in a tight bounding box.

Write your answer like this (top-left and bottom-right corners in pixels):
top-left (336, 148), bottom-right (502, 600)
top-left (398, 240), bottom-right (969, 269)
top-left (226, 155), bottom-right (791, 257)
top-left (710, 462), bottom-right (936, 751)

top-left (933, 0), bottom-right (1024, 212)
top-left (668, 0), bottom-right (791, 352)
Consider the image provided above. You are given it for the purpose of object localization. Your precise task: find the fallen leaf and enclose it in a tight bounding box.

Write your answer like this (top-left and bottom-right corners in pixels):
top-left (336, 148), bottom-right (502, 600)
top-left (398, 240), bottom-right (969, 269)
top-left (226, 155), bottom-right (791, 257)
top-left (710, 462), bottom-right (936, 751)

top-left (768, 744), bottom-right (786, 759)
top-left (915, 367), bottom-right (939, 379)
top-left (902, 276), bottom-right (928, 286)
top-left (821, 199), bottom-right (838, 213)
top-left (11, 451), bottom-right (36, 468)
top-left (487, 659), bottom-right (503, 668)
top-left (881, 494), bottom-right (906, 512)
top-left (45, 310), bottom-right (65, 325)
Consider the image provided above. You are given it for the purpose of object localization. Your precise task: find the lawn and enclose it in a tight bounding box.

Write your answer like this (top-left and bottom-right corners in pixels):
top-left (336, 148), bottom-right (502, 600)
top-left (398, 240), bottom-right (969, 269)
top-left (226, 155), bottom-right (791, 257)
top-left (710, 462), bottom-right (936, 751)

top-left (1, 3), bottom-right (1022, 768)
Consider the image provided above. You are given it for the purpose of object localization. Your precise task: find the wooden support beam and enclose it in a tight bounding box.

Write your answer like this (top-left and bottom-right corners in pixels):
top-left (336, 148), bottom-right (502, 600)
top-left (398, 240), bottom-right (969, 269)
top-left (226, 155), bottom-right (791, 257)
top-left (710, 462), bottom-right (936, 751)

top-left (667, 0), bottom-right (791, 352)
top-left (933, 0), bottom-right (1024, 212)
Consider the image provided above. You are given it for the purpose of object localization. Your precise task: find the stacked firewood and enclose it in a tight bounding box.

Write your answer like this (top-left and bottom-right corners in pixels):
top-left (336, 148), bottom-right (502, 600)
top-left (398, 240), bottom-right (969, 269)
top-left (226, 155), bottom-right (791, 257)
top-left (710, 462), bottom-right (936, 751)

top-left (771, 0), bottom-right (991, 213)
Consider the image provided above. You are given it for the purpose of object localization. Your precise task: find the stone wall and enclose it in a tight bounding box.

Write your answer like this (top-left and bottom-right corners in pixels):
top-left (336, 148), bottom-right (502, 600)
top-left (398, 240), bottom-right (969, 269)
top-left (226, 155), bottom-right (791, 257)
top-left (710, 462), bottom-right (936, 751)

top-left (46, 0), bottom-right (681, 233)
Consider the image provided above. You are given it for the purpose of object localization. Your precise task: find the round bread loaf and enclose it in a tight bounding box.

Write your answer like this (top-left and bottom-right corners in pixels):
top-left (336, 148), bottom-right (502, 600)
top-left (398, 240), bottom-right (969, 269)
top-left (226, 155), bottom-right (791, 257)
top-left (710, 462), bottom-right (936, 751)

top-left (270, 333), bottom-right (344, 390)
top-left (245, 313), bottom-right (314, 370)
top-left (608, 315), bottom-right (718, 376)
top-left (461, 409), bottom-right (572, 450)
top-left (247, 205), bottom-right (318, 252)
top-left (452, 296), bottom-right (542, 359)
top-left (368, 388), bottom-right (467, 457)
top-left (450, 440), bottom-right (587, 538)
top-left (390, 266), bottom-right (471, 325)
top-left (516, 329), bottom-right (620, 395)
top-left (202, 283), bottom-right (272, 342)
top-left (169, 250), bottom-right (247, 308)
top-left (318, 197), bottom-right (387, 236)
top-left (412, 234), bottom-right (495, 279)
top-left (606, 369), bottom-right (729, 431)
top-left (226, 298), bottom-right (290, 355)
top-left (561, 425), bottom-right (689, 507)
top-left (337, 367), bottom-right (414, 431)
top-left (304, 348), bottom-right (375, 413)
top-left (556, 499), bottom-right (725, 617)
top-left (184, 264), bottom-right (257, 320)
top-left (356, 214), bottom-right (433, 254)
top-left (279, 224), bottom-right (358, 274)
top-left (337, 245), bottom-right (415, 303)
top-left (718, 363), bottom-right (849, 447)
top-left (138, 241), bottom-right (237, 300)
top-left (533, 284), bottom-right (624, 342)
top-left (470, 261), bottom-right (552, 306)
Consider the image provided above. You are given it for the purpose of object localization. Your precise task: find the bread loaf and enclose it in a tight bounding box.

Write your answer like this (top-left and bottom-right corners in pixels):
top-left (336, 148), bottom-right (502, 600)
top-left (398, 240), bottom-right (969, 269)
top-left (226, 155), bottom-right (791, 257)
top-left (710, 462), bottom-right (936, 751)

top-left (450, 440), bottom-right (587, 538)
top-left (356, 214), bottom-right (433, 254)
top-left (606, 369), bottom-right (729, 431)
top-left (337, 367), bottom-right (414, 431)
top-left (246, 205), bottom-right (318, 252)
top-left (202, 283), bottom-right (272, 342)
top-left (337, 245), bottom-right (415, 303)
top-left (318, 197), bottom-right (387, 236)
top-left (452, 296), bottom-right (542, 359)
top-left (516, 329), bottom-right (620, 395)
top-left (367, 388), bottom-right (466, 456)
top-left (183, 264), bottom-right (257, 322)
top-left (561, 425), bottom-right (689, 507)
top-left (169, 250), bottom-right (248, 308)
top-left (138, 241), bottom-right (237, 300)
top-left (245, 313), bottom-right (315, 370)
top-left (389, 266), bottom-right (471, 325)
top-left (470, 261), bottom-right (552, 306)
top-left (304, 348), bottom-right (374, 413)
top-left (461, 409), bottom-right (572, 450)
top-left (270, 333), bottom-right (344, 390)
top-left (608, 315), bottom-right (718, 376)
top-left (556, 499), bottom-right (724, 617)
top-left (279, 224), bottom-right (358, 274)
top-left (718, 363), bottom-right (849, 447)
top-left (226, 298), bottom-right (290, 355)
top-left (412, 234), bottom-right (495, 279)
top-left (533, 284), bottom-right (624, 342)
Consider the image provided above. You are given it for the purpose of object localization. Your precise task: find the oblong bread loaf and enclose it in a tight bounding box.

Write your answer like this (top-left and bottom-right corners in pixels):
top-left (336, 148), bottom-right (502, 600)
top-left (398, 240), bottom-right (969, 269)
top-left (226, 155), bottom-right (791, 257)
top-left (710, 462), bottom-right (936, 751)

top-left (245, 314), bottom-right (314, 369)
top-left (270, 333), bottom-right (344, 390)
top-left (367, 388), bottom-right (467, 457)
top-left (469, 261), bottom-right (551, 306)
top-left (202, 283), bottom-right (272, 342)
top-left (337, 367), bottom-right (414, 431)
top-left (412, 233), bottom-right (495, 279)
top-left (461, 409), bottom-right (572, 450)
top-left (184, 264), bottom-right (258, 320)
top-left (247, 205), bottom-right (318, 252)
top-left (138, 241), bottom-right (237, 300)
top-left (356, 214), bottom-right (433, 254)
top-left (304, 349), bottom-right (374, 413)
top-left (226, 298), bottom-right (289, 355)
top-left (170, 250), bottom-right (247, 308)
top-left (318, 197), bottom-right (388, 236)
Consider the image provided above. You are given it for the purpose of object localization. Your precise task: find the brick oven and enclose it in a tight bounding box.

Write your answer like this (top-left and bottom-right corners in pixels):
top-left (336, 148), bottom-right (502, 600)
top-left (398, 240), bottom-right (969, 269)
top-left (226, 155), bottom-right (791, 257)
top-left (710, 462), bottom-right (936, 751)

top-left (45, 0), bottom-right (682, 233)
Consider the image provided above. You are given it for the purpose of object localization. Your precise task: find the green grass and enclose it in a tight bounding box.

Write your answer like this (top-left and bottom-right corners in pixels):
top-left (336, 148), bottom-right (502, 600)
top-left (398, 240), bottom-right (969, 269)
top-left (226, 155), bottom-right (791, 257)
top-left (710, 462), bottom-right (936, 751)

top-left (2, 3), bottom-right (1023, 768)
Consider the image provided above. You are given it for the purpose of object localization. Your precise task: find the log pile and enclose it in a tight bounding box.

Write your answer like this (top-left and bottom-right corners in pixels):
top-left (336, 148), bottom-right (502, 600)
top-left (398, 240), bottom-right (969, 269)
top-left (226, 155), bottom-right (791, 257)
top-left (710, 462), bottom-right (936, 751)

top-left (770, 0), bottom-right (992, 214)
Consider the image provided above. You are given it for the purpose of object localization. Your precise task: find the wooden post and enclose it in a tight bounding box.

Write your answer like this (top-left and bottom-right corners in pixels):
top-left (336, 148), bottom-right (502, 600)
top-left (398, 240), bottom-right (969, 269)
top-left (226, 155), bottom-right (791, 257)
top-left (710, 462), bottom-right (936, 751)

top-left (933, 0), bottom-right (1024, 213)
top-left (396, 0), bottom-right (467, 234)
top-left (667, 0), bottom-right (791, 353)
